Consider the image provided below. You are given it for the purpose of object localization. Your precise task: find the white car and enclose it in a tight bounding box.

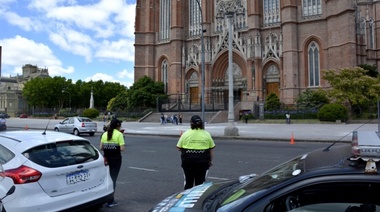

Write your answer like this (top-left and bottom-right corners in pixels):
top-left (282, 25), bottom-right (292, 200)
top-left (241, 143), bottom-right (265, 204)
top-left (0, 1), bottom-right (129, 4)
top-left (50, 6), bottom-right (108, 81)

top-left (54, 117), bottom-right (97, 136)
top-left (0, 164), bottom-right (15, 212)
top-left (0, 130), bottom-right (113, 212)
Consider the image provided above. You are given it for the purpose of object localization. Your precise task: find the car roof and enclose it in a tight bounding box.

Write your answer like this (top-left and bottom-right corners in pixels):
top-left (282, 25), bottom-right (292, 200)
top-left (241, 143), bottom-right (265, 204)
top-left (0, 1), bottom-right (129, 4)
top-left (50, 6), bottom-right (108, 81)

top-left (302, 144), bottom-right (377, 174)
top-left (64, 117), bottom-right (91, 120)
top-left (0, 130), bottom-right (89, 151)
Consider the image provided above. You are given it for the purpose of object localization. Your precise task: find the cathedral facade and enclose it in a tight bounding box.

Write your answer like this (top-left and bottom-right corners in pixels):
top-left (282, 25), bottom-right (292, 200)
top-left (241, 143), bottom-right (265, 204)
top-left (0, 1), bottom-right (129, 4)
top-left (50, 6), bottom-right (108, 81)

top-left (134, 0), bottom-right (379, 112)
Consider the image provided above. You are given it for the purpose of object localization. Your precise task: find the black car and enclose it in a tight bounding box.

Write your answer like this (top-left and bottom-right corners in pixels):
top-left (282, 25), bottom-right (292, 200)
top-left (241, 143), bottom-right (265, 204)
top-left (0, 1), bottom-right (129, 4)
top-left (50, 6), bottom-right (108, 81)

top-left (150, 133), bottom-right (380, 212)
top-left (0, 114), bottom-right (10, 119)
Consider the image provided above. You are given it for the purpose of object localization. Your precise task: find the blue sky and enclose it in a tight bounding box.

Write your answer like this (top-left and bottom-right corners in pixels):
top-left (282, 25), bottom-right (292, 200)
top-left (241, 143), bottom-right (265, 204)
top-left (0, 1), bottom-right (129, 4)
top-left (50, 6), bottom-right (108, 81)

top-left (0, 0), bottom-right (136, 88)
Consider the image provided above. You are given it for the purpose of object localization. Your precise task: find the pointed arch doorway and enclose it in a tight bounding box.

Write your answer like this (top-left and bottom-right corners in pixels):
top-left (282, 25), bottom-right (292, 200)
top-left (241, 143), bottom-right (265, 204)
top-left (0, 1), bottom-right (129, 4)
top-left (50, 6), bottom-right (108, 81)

top-left (264, 64), bottom-right (280, 96)
top-left (187, 71), bottom-right (199, 104)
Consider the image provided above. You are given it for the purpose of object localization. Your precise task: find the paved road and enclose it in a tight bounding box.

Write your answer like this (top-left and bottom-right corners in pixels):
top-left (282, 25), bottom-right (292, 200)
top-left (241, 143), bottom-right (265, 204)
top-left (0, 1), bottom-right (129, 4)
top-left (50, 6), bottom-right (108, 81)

top-left (5, 118), bottom-right (380, 142)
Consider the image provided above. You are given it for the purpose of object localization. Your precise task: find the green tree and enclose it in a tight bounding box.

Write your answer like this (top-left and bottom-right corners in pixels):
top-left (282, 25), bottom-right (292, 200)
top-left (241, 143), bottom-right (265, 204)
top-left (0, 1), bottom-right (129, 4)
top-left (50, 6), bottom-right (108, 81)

top-left (265, 92), bottom-right (281, 111)
top-left (72, 80), bottom-right (126, 109)
top-left (358, 64), bottom-right (378, 78)
top-left (23, 77), bottom-right (126, 111)
top-left (23, 76), bottom-right (71, 109)
top-left (108, 90), bottom-right (129, 111)
top-left (125, 76), bottom-right (166, 109)
top-left (296, 89), bottom-right (329, 110)
top-left (83, 108), bottom-right (100, 119)
top-left (322, 67), bottom-right (380, 115)
top-left (317, 103), bottom-right (348, 122)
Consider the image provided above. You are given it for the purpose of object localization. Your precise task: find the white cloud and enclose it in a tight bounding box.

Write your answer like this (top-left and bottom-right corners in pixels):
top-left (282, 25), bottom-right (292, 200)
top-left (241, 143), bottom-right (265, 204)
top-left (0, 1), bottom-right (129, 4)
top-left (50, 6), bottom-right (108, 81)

top-left (29, 0), bottom-right (135, 39)
top-left (3, 11), bottom-right (37, 31)
top-left (0, 36), bottom-right (74, 76)
top-left (0, 0), bottom-right (136, 87)
top-left (84, 72), bottom-right (130, 87)
top-left (49, 26), bottom-right (94, 62)
top-left (95, 39), bottom-right (134, 62)
top-left (118, 69), bottom-right (134, 80)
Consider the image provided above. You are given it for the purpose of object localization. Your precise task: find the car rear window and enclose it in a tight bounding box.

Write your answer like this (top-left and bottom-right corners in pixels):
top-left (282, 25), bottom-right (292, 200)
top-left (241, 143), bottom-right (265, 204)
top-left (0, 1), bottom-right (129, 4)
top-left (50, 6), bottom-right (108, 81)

top-left (23, 140), bottom-right (99, 168)
top-left (0, 144), bottom-right (15, 164)
top-left (78, 118), bottom-right (92, 122)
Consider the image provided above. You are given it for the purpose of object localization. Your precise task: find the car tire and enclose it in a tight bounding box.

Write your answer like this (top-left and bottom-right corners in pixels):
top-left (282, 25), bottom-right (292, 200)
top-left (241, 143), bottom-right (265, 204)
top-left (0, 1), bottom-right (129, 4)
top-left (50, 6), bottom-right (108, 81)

top-left (73, 129), bottom-right (80, 136)
top-left (89, 132), bottom-right (95, 136)
top-left (54, 128), bottom-right (59, 132)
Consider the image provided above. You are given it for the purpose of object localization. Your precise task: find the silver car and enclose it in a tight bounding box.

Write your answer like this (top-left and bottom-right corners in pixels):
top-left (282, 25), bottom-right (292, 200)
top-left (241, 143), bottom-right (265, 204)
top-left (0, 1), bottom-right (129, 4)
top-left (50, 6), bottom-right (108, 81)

top-left (54, 117), bottom-right (97, 136)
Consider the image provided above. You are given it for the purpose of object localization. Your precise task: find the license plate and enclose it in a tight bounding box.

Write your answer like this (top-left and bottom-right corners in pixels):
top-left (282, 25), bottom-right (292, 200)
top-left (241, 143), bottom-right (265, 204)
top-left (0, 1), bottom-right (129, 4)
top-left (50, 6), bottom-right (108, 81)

top-left (66, 170), bottom-right (90, 184)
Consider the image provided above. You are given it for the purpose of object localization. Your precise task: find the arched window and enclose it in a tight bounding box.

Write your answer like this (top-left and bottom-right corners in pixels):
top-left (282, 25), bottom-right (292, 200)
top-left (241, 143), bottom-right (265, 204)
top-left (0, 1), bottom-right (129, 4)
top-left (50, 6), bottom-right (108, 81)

top-left (302, 0), bottom-right (322, 17)
top-left (263, 0), bottom-right (280, 25)
top-left (308, 42), bottom-right (320, 87)
top-left (159, 0), bottom-right (171, 41)
top-left (189, 0), bottom-right (202, 37)
top-left (161, 60), bottom-right (168, 93)
top-left (369, 19), bottom-right (375, 49)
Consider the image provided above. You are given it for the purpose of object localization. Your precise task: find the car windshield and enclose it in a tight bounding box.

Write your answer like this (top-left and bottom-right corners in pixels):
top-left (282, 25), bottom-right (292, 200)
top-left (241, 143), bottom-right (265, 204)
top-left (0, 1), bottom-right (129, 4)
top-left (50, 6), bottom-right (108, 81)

top-left (23, 140), bottom-right (99, 168)
top-left (219, 154), bottom-right (307, 206)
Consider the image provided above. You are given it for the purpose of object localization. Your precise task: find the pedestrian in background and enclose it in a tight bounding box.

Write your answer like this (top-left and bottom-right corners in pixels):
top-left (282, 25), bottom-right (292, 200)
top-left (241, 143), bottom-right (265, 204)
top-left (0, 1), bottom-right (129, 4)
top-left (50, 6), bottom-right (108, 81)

top-left (179, 114), bottom-right (183, 125)
top-left (286, 112), bottom-right (291, 124)
top-left (100, 119), bottom-right (125, 208)
top-left (160, 113), bottom-right (165, 125)
top-left (176, 115), bottom-right (215, 190)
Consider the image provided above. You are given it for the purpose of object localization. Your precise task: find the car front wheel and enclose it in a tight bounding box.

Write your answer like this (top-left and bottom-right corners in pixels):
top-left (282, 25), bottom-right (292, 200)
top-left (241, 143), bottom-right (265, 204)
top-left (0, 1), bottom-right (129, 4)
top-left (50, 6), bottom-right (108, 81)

top-left (73, 129), bottom-right (80, 136)
top-left (54, 128), bottom-right (59, 132)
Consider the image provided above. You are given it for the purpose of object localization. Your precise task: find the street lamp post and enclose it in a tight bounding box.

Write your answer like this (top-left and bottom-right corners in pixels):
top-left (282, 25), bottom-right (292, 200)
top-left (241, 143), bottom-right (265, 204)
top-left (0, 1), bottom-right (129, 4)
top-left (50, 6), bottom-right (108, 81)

top-left (62, 89), bottom-right (71, 109)
top-left (218, 0), bottom-right (239, 136)
top-left (195, 0), bottom-right (206, 122)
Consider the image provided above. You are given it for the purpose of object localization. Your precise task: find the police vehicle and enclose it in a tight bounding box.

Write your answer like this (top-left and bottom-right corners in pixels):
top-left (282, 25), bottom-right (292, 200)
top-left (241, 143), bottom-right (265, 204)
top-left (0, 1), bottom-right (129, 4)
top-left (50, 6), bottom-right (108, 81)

top-left (150, 131), bottom-right (380, 212)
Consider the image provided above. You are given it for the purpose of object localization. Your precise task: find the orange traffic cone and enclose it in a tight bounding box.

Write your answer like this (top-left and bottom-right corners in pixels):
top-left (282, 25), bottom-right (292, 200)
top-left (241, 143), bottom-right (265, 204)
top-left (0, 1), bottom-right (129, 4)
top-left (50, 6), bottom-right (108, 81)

top-left (290, 132), bottom-right (295, 144)
top-left (24, 124), bottom-right (29, 130)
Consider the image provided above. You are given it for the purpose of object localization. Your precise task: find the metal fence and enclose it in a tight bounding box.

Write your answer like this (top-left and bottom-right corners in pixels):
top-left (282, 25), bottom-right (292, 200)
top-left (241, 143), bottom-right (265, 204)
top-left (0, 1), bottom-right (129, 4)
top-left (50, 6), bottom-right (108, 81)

top-left (157, 92), bottom-right (241, 113)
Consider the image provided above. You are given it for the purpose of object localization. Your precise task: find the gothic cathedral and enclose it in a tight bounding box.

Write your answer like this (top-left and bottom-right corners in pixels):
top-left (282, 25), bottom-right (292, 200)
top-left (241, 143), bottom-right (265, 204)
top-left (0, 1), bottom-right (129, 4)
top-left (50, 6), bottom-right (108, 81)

top-left (134, 0), bottom-right (379, 114)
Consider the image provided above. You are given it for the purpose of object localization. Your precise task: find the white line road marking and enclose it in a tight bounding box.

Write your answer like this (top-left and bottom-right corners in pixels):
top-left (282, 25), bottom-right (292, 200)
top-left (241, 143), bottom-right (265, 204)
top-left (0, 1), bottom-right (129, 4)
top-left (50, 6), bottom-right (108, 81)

top-left (129, 166), bottom-right (158, 172)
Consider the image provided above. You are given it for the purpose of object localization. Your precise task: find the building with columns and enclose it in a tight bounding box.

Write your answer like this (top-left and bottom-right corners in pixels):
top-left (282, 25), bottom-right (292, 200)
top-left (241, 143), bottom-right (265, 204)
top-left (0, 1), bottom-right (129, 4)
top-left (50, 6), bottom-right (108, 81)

top-left (134, 0), bottom-right (379, 116)
top-left (0, 64), bottom-right (50, 116)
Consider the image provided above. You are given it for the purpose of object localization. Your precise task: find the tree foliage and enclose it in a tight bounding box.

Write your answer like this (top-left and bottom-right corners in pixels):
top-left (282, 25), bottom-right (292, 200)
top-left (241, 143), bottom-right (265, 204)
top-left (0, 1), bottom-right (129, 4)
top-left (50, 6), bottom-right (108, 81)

top-left (358, 64), bottom-right (378, 78)
top-left (124, 76), bottom-right (167, 110)
top-left (265, 92), bottom-right (281, 111)
top-left (108, 91), bottom-right (129, 111)
top-left (317, 103), bottom-right (348, 122)
top-left (83, 108), bottom-right (100, 119)
top-left (322, 67), bottom-right (380, 115)
top-left (296, 89), bottom-right (329, 110)
top-left (23, 76), bottom-right (71, 109)
top-left (23, 77), bottom-right (126, 111)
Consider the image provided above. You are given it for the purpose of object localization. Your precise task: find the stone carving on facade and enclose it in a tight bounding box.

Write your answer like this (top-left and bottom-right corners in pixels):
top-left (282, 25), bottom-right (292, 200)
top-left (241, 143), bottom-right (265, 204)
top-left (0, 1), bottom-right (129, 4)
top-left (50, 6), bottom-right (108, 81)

top-left (215, 0), bottom-right (247, 33)
top-left (185, 44), bottom-right (200, 70)
top-left (212, 0), bottom-right (248, 62)
top-left (185, 0), bottom-right (252, 70)
top-left (262, 32), bottom-right (282, 62)
top-left (187, 71), bottom-right (199, 88)
top-left (266, 64), bottom-right (279, 83)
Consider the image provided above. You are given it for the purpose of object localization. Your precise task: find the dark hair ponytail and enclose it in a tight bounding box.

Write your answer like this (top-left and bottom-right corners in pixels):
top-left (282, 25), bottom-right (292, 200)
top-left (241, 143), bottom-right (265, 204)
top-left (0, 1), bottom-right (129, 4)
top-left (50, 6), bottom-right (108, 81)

top-left (107, 119), bottom-right (122, 140)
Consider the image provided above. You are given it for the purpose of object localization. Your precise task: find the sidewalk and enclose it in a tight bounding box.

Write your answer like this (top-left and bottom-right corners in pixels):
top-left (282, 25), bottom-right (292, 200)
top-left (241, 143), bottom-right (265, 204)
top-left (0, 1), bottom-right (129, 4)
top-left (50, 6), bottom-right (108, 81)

top-left (5, 118), bottom-right (380, 143)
